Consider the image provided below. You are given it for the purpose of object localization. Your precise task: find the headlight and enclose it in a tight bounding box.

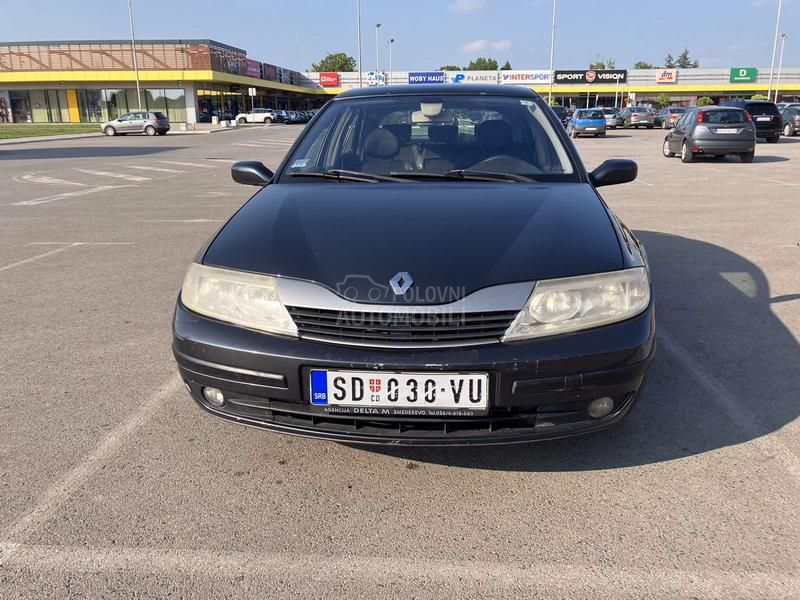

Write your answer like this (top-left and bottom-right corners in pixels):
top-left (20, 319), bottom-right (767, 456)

top-left (503, 268), bottom-right (650, 341)
top-left (180, 263), bottom-right (297, 336)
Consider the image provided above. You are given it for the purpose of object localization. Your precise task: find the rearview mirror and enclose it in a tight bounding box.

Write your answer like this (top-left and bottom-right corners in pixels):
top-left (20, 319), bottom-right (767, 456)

top-left (589, 159), bottom-right (637, 188)
top-left (231, 161), bottom-right (274, 186)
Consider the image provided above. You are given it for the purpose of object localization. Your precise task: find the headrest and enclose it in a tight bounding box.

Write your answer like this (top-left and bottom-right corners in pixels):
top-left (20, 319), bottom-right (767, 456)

top-left (428, 125), bottom-right (458, 143)
top-left (382, 123), bottom-right (411, 144)
top-left (365, 128), bottom-right (400, 159)
top-left (475, 120), bottom-right (512, 152)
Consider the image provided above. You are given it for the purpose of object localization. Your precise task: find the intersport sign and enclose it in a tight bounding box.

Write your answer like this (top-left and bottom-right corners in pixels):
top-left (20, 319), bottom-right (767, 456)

top-left (499, 70), bottom-right (551, 85)
top-left (554, 70), bottom-right (628, 84)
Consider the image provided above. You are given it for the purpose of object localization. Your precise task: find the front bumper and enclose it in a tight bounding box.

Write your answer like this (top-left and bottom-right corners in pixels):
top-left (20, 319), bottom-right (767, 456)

top-left (172, 300), bottom-right (655, 446)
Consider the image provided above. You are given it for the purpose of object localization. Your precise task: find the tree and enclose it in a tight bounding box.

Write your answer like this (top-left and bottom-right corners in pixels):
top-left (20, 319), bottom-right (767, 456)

top-left (589, 56), bottom-right (616, 70)
top-left (500, 60), bottom-right (512, 70)
top-left (634, 60), bottom-right (656, 69)
top-left (466, 57), bottom-right (498, 70)
top-left (311, 52), bottom-right (356, 72)
top-left (663, 53), bottom-right (676, 69)
top-left (676, 48), bottom-right (699, 68)
top-left (656, 92), bottom-right (671, 107)
top-left (439, 65), bottom-right (462, 71)
top-left (696, 96), bottom-right (714, 107)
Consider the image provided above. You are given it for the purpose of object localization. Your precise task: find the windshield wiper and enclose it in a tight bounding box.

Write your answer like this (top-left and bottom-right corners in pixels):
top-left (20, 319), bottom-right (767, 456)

top-left (291, 169), bottom-right (408, 183)
top-left (389, 170), bottom-right (535, 183)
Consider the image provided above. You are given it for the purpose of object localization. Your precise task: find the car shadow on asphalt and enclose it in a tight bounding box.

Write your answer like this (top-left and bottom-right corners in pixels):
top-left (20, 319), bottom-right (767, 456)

top-left (0, 146), bottom-right (184, 160)
top-left (360, 231), bottom-right (800, 471)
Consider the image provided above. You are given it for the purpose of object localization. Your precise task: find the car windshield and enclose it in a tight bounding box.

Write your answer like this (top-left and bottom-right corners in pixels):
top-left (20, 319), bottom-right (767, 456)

top-left (670, 108), bottom-right (687, 114)
top-left (632, 107), bottom-right (650, 113)
top-left (577, 110), bottom-right (603, 119)
top-left (704, 109), bottom-right (747, 124)
top-left (278, 94), bottom-right (576, 183)
top-left (602, 108), bottom-right (616, 115)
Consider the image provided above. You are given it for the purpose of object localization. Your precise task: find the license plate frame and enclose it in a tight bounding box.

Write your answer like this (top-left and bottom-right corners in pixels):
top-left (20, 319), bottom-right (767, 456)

top-left (309, 369), bottom-right (490, 416)
top-left (716, 128), bottom-right (738, 134)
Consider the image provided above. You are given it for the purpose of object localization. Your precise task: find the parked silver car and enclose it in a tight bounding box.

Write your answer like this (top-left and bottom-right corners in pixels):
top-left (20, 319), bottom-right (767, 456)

top-left (620, 106), bottom-right (655, 129)
top-left (102, 111), bottom-right (170, 136)
top-left (601, 107), bottom-right (621, 129)
top-left (662, 106), bottom-right (756, 163)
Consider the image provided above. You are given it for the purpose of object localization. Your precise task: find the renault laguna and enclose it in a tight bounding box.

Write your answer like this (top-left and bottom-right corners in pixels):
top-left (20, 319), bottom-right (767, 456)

top-left (172, 85), bottom-right (655, 445)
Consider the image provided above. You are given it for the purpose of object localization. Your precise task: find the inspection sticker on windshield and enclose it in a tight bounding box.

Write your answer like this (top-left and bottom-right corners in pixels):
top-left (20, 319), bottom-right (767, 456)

top-left (309, 369), bottom-right (489, 416)
top-left (291, 158), bottom-right (310, 168)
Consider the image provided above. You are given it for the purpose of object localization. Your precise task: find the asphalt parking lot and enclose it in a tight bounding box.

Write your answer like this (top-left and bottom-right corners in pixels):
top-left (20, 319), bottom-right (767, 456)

top-left (0, 123), bottom-right (798, 599)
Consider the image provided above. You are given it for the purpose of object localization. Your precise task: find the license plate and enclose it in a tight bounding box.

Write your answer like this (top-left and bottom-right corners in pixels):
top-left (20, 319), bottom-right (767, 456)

top-left (756, 116), bottom-right (771, 122)
top-left (585, 127), bottom-right (596, 131)
top-left (310, 369), bottom-right (489, 416)
top-left (716, 128), bottom-right (738, 134)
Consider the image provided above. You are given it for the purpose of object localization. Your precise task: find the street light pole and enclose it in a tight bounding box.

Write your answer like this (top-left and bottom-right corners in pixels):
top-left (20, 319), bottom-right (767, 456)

top-left (388, 38), bottom-right (395, 85)
top-left (127, 0), bottom-right (142, 111)
top-left (356, 0), bottom-right (363, 87)
top-left (775, 33), bottom-right (787, 104)
top-left (767, 0), bottom-right (783, 101)
top-left (375, 23), bottom-right (382, 72)
top-left (547, 0), bottom-right (557, 105)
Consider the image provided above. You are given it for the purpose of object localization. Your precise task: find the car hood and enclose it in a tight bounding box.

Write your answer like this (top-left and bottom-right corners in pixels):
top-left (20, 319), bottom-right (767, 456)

top-left (202, 182), bottom-right (623, 304)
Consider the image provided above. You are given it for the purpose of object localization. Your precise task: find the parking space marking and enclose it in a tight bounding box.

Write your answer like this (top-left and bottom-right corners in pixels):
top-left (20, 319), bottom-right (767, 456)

top-left (14, 174), bottom-right (88, 187)
top-left (125, 165), bottom-right (184, 174)
top-left (204, 158), bottom-right (237, 163)
top-left (234, 143), bottom-right (277, 148)
top-left (158, 161), bottom-right (216, 168)
top-left (0, 374), bottom-right (183, 560)
top-left (12, 185), bottom-right (117, 206)
top-left (660, 329), bottom-right (800, 481)
top-left (0, 543), bottom-right (797, 598)
top-left (138, 219), bottom-right (223, 223)
top-left (75, 169), bottom-right (151, 182)
top-left (0, 243), bottom-right (81, 273)
top-left (703, 166), bottom-right (797, 187)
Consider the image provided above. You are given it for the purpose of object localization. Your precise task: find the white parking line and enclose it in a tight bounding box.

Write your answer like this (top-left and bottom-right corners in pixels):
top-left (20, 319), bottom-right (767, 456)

top-left (138, 219), bottom-right (223, 223)
top-left (125, 165), bottom-right (184, 173)
top-left (659, 329), bottom-right (800, 481)
top-left (14, 174), bottom-right (88, 187)
top-left (0, 243), bottom-right (81, 273)
top-left (204, 158), bottom-right (237, 163)
top-left (76, 169), bottom-right (151, 182)
top-left (0, 374), bottom-right (182, 560)
top-left (703, 166), bottom-right (797, 187)
top-left (0, 543), bottom-right (796, 598)
top-left (159, 161), bottom-right (216, 168)
top-left (12, 186), bottom-right (117, 206)
top-left (235, 143), bottom-right (276, 148)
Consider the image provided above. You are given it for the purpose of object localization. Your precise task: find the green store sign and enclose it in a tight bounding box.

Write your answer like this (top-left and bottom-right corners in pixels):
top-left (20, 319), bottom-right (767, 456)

top-left (730, 67), bottom-right (758, 83)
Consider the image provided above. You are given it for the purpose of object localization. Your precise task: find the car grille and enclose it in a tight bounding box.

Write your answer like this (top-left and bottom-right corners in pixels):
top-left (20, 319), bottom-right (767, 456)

top-left (286, 307), bottom-right (519, 347)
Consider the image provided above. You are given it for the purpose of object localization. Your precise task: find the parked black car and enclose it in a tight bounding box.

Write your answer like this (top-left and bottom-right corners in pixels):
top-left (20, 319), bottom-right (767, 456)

top-left (550, 105), bottom-right (570, 127)
top-left (173, 85), bottom-right (654, 446)
top-left (719, 99), bottom-right (782, 143)
top-left (662, 106), bottom-right (756, 163)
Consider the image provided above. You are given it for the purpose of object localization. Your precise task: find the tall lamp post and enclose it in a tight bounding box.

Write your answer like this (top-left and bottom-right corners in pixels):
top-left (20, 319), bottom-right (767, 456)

top-left (356, 0), bottom-right (363, 87)
top-left (767, 0), bottom-right (784, 101)
top-left (775, 33), bottom-right (787, 104)
top-left (374, 23), bottom-right (382, 72)
top-left (547, 0), bottom-right (557, 105)
top-left (127, 0), bottom-right (142, 110)
top-left (388, 38), bottom-right (395, 85)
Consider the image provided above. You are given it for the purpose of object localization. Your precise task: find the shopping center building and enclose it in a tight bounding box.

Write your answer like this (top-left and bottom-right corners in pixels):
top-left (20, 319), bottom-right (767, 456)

top-left (0, 39), bottom-right (331, 125)
top-left (2, 38), bottom-right (799, 125)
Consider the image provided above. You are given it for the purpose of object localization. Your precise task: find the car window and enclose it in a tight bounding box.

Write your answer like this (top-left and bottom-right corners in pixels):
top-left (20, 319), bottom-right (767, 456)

top-left (154, 112), bottom-right (168, 120)
top-left (704, 110), bottom-right (747, 124)
top-left (279, 94), bottom-right (577, 182)
top-left (118, 114), bottom-right (131, 121)
top-left (745, 103), bottom-right (779, 116)
top-left (577, 110), bottom-right (603, 119)
top-left (675, 112), bottom-right (691, 128)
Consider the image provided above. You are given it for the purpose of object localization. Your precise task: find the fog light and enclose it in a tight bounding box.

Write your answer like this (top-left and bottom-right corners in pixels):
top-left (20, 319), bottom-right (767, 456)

top-left (202, 386), bottom-right (225, 407)
top-left (587, 397), bottom-right (614, 419)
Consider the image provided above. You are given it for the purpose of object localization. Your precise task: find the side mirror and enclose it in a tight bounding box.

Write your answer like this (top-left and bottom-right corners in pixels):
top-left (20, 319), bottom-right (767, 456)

top-left (231, 161), bottom-right (274, 186)
top-left (590, 159), bottom-right (637, 188)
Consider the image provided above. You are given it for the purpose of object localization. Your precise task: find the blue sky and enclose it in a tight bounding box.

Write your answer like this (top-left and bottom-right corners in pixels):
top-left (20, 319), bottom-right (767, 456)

top-left (2, 0), bottom-right (798, 71)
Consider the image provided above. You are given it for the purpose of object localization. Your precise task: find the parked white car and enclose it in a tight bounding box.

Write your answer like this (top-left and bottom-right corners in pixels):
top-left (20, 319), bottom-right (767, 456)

top-left (235, 108), bottom-right (278, 124)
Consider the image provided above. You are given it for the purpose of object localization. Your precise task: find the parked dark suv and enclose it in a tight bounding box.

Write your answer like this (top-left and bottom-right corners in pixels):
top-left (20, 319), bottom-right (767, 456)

top-left (719, 100), bottom-right (782, 143)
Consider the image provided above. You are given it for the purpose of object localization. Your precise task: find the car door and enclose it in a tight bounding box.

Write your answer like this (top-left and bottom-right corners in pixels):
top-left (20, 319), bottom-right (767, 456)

top-left (130, 112), bottom-right (147, 132)
top-left (116, 113), bottom-right (134, 132)
top-left (669, 111), bottom-right (692, 151)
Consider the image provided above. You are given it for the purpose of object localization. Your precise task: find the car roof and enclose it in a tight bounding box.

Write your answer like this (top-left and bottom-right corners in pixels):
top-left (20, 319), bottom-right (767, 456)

top-left (335, 83), bottom-right (540, 100)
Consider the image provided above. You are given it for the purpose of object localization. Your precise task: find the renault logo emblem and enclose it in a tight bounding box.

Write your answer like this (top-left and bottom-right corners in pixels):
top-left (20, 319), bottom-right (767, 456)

top-left (389, 272), bottom-right (413, 295)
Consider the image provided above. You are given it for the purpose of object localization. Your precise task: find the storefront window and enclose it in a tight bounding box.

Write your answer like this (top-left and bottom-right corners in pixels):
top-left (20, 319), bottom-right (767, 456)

top-left (165, 88), bottom-right (186, 122)
top-left (46, 90), bottom-right (63, 122)
top-left (103, 89), bottom-right (128, 119)
top-left (77, 89), bottom-right (104, 122)
top-left (145, 88), bottom-right (168, 114)
top-left (9, 90), bottom-right (32, 122)
top-left (28, 90), bottom-right (49, 122)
